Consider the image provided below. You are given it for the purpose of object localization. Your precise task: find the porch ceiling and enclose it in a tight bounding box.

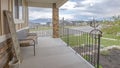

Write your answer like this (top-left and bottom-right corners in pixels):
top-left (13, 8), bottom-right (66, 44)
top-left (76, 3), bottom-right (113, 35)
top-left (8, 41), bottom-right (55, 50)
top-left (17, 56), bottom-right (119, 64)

top-left (27, 0), bottom-right (68, 8)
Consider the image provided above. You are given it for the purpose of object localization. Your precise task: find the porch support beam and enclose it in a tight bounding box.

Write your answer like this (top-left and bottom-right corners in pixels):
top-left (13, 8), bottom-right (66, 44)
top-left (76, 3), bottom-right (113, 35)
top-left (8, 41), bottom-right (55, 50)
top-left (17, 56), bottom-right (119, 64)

top-left (52, 3), bottom-right (59, 38)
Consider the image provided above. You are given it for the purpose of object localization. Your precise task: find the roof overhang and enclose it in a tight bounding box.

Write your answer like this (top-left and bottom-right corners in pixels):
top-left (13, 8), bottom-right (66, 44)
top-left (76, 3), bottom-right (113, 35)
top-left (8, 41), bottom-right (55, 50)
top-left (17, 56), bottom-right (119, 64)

top-left (27, 0), bottom-right (68, 8)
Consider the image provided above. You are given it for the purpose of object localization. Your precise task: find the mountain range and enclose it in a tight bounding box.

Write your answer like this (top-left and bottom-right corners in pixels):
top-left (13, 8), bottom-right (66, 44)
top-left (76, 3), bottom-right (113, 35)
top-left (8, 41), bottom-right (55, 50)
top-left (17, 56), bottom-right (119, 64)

top-left (29, 17), bottom-right (113, 24)
top-left (30, 18), bottom-right (52, 23)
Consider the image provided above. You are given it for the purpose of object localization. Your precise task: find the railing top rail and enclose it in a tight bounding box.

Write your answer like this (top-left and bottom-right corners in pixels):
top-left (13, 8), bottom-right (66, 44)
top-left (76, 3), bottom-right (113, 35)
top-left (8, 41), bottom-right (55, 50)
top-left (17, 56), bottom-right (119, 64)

top-left (64, 27), bottom-right (102, 36)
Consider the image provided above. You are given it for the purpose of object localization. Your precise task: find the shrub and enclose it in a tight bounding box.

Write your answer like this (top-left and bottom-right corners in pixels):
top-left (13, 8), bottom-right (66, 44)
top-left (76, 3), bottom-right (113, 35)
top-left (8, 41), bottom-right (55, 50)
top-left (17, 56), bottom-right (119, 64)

top-left (100, 50), bottom-right (110, 56)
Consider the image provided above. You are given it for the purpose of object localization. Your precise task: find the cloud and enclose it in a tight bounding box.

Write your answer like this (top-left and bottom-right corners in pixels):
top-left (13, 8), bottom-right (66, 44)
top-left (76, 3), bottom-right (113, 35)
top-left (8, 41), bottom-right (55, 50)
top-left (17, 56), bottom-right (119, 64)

top-left (29, 0), bottom-right (120, 20)
top-left (60, 1), bottom-right (77, 10)
top-left (84, 0), bottom-right (120, 17)
top-left (60, 1), bottom-right (87, 11)
top-left (81, 0), bottom-right (104, 5)
top-left (29, 7), bottom-right (52, 20)
top-left (60, 0), bottom-right (120, 20)
top-left (59, 14), bottom-right (74, 20)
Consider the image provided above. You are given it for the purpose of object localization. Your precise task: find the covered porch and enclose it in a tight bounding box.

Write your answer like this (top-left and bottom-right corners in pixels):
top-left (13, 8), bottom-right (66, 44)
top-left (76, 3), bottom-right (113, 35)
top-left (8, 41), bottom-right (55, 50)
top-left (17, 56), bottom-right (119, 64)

top-left (0, 0), bottom-right (102, 68)
top-left (20, 37), bottom-right (94, 68)
top-left (0, 0), bottom-right (98, 68)
top-left (20, 0), bottom-right (95, 68)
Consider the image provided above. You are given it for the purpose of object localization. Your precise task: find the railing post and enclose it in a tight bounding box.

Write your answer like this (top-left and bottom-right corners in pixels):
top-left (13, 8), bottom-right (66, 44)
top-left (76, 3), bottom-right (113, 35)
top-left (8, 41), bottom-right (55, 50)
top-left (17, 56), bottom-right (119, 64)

top-left (97, 34), bottom-right (101, 68)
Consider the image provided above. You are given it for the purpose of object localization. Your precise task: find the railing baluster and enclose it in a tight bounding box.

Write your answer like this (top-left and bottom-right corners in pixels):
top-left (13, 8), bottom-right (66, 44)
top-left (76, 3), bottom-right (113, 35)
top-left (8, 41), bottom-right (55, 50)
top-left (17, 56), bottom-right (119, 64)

top-left (84, 32), bottom-right (87, 60)
top-left (76, 30), bottom-right (78, 51)
top-left (87, 33), bottom-right (90, 62)
top-left (89, 34), bottom-right (91, 63)
top-left (67, 28), bottom-right (69, 46)
top-left (81, 31), bottom-right (83, 56)
top-left (79, 31), bottom-right (81, 55)
top-left (93, 35), bottom-right (95, 66)
top-left (78, 30), bottom-right (80, 54)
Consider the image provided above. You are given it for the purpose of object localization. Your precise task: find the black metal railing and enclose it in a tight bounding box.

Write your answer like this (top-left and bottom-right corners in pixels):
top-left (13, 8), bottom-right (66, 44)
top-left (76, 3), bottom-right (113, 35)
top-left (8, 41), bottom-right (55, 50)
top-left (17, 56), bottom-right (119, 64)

top-left (60, 28), bottom-right (102, 68)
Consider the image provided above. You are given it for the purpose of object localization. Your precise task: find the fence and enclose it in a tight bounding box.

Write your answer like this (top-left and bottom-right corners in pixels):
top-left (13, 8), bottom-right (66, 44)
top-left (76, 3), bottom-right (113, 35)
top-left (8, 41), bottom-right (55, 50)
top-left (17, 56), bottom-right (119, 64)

top-left (60, 28), bottom-right (102, 68)
top-left (29, 25), bottom-right (53, 37)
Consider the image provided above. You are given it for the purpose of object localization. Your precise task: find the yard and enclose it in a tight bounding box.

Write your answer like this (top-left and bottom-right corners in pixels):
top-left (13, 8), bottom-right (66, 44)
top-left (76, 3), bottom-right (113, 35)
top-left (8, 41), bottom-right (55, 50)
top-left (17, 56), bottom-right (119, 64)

top-left (30, 26), bottom-right (52, 31)
top-left (61, 34), bottom-right (120, 48)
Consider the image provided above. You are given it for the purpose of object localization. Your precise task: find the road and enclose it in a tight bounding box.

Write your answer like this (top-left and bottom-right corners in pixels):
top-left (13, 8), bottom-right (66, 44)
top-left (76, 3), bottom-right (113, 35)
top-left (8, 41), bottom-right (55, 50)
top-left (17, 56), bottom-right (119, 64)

top-left (71, 26), bottom-right (101, 33)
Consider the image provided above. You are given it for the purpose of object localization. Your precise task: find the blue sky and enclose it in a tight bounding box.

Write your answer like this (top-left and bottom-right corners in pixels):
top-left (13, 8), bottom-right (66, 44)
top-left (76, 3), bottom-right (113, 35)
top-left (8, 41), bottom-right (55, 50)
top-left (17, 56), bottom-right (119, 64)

top-left (29, 0), bottom-right (120, 21)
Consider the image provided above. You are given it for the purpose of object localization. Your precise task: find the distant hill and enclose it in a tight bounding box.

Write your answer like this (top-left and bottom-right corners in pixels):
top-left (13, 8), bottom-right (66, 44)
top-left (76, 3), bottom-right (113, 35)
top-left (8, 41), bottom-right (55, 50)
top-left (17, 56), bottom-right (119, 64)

top-left (30, 18), bottom-right (52, 23)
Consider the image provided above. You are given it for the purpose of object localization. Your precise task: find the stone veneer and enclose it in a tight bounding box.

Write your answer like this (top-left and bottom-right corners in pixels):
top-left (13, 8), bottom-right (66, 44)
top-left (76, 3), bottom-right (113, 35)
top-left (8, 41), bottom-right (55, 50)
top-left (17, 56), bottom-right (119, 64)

top-left (53, 3), bottom-right (59, 38)
top-left (0, 38), bottom-right (13, 68)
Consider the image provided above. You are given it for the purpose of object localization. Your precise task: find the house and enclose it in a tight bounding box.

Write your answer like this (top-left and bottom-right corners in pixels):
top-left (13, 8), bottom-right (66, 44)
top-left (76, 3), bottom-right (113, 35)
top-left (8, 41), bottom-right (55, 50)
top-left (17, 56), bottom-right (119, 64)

top-left (0, 0), bottom-right (99, 68)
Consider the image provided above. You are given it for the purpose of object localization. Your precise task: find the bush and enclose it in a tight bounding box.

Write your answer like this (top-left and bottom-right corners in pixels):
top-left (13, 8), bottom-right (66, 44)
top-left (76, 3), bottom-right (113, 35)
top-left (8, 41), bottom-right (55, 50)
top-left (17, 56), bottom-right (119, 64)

top-left (100, 50), bottom-right (110, 56)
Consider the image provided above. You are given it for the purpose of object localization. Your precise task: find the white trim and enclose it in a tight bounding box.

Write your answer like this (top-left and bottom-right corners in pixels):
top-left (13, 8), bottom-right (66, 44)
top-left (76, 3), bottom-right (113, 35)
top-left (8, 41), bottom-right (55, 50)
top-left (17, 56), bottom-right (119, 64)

top-left (56, 0), bottom-right (68, 8)
top-left (0, 27), bottom-right (29, 43)
top-left (14, 19), bottom-right (25, 24)
top-left (16, 27), bottom-right (29, 32)
top-left (27, 0), bottom-right (68, 8)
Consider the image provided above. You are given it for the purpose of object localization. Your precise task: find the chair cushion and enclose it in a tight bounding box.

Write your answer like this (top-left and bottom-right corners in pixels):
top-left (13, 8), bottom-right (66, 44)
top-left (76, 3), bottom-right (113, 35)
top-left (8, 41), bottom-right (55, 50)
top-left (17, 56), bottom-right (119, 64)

top-left (27, 33), bottom-right (37, 36)
top-left (27, 35), bottom-right (37, 40)
top-left (19, 40), bottom-right (34, 47)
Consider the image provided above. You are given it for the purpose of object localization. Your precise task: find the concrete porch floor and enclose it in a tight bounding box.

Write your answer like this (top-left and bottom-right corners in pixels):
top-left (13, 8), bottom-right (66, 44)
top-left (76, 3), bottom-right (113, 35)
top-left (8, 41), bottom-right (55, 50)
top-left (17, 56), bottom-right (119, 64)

top-left (19, 37), bottom-right (94, 68)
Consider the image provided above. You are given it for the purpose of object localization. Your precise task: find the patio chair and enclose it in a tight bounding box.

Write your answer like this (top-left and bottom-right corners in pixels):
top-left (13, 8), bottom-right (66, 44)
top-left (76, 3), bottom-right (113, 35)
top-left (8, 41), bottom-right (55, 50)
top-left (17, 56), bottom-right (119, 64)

top-left (17, 29), bottom-right (37, 56)
top-left (4, 10), bottom-right (37, 56)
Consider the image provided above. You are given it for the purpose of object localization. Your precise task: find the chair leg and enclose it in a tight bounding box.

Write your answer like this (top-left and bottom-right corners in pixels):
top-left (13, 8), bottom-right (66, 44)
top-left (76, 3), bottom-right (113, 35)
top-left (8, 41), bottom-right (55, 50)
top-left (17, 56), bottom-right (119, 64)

top-left (36, 38), bottom-right (38, 44)
top-left (34, 44), bottom-right (35, 56)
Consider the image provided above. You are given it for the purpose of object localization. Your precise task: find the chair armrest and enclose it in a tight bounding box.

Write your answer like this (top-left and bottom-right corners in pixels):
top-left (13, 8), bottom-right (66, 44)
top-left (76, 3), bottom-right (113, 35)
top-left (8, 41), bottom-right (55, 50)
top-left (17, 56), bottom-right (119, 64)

top-left (27, 33), bottom-right (37, 36)
top-left (19, 39), bottom-right (35, 45)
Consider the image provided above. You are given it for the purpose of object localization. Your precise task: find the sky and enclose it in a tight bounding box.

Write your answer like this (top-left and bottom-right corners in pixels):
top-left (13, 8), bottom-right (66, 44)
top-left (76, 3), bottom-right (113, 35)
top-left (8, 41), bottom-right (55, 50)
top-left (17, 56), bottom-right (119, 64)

top-left (29, 0), bottom-right (120, 21)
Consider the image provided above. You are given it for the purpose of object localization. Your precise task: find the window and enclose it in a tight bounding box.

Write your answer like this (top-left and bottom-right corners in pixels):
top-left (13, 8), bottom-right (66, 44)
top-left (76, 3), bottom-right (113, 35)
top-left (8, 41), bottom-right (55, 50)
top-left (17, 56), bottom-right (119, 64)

top-left (14, 0), bottom-right (23, 19)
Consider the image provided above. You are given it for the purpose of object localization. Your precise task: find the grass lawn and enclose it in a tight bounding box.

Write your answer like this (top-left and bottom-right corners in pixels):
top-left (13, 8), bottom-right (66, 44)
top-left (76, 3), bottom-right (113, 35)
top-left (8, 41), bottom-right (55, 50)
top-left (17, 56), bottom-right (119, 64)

top-left (30, 27), bottom-right (52, 31)
top-left (102, 34), bottom-right (120, 40)
top-left (61, 35), bottom-right (82, 47)
top-left (61, 34), bottom-right (120, 47)
top-left (61, 35), bottom-right (79, 47)
top-left (61, 34), bottom-right (96, 47)
top-left (101, 38), bottom-right (120, 47)
top-left (101, 33), bottom-right (120, 47)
